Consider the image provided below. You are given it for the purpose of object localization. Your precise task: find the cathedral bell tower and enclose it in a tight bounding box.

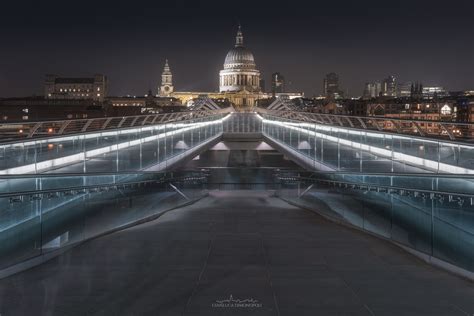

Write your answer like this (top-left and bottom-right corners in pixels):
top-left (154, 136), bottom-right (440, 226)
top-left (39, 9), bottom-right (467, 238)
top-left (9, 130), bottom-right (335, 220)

top-left (159, 59), bottom-right (174, 96)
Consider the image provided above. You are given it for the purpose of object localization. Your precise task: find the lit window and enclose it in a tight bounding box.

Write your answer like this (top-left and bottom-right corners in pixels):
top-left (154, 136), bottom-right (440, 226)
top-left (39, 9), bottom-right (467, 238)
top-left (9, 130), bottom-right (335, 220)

top-left (97, 93), bottom-right (101, 97)
top-left (22, 115), bottom-right (28, 120)
top-left (59, 88), bottom-right (63, 92)
top-left (97, 87), bottom-right (101, 91)
top-left (441, 105), bottom-right (451, 115)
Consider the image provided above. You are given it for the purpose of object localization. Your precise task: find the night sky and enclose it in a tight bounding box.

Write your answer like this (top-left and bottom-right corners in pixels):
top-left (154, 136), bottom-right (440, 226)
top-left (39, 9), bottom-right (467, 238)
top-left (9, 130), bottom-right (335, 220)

top-left (0, 0), bottom-right (472, 98)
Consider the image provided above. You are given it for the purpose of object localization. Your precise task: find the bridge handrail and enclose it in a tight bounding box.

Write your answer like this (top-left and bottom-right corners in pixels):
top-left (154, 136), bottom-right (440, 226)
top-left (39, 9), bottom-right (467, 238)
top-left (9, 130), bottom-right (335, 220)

top-left (0, 173), bottom-right (207, 199)
top-left (0, 108), bottom-right (229, 143)
top-left (256, 108), bottom-right (474, 143)
top-left (278, 174), bottom-right (474, 200)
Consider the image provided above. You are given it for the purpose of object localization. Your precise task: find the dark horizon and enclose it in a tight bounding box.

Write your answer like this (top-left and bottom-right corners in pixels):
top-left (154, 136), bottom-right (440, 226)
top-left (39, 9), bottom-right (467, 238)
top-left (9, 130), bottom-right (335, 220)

top-left (1, 0), bottom-right (473, 98)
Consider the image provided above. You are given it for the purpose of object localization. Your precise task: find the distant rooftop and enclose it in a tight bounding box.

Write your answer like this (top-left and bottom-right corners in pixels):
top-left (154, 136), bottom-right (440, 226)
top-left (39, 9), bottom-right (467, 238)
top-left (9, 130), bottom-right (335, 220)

top-left (55, 78), bottom-right (95, 84)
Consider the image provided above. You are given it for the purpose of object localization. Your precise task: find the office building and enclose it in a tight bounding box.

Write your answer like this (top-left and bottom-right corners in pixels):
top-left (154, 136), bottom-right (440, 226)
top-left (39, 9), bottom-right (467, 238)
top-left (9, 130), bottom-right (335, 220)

top-left (271, 72), bottom-right (285, 95)
top-left (323, 72), bottom-right (343, 99)
top-left (381, 75), bottom-right (396, 97)
top-left (44, 74), bottom-right (107, 101)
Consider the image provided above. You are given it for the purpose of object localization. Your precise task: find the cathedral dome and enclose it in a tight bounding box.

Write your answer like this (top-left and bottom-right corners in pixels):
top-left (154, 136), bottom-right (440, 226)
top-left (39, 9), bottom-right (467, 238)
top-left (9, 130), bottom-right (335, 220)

top-left (223, 25), bottom-right (256, 69)
top-left (219, 25), bottom-right (261, 95)
top-left (224, 47), bottom-right (255, 67)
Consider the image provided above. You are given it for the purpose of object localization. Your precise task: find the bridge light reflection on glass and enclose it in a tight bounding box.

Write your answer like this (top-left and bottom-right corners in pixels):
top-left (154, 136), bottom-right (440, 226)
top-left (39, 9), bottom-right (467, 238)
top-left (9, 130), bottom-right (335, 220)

top-left (0, 114), bottom-right (231, 175)
top-left (258, 114), bottom-right (474, 174)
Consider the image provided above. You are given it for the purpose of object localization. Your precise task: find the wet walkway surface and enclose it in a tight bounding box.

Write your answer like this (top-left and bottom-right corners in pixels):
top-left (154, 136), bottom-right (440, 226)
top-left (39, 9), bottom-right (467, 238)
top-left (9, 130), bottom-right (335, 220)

top-left (0, 191), bottom-right (473, 316)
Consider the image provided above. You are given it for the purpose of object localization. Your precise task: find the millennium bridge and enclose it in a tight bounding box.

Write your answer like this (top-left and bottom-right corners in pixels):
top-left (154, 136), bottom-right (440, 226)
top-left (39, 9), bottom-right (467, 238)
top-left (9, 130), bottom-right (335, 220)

top-left (0, 103), bottom-right (473, 315)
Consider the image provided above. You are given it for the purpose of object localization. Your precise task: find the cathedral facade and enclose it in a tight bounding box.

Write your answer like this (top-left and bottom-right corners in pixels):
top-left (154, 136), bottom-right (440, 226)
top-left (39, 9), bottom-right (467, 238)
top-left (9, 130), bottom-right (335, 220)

top-left (160, 26), bottom-right (301, 109)
top-left (219, 25), bottom-right (261, 94)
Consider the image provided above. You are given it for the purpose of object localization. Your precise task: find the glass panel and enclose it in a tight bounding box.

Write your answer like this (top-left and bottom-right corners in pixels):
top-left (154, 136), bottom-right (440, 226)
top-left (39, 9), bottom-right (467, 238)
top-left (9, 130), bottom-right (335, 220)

top-left (433, 200), bottom-right (474, 272)
top-left (0, 196), bottom-right (41, 269)
top-left (276, 172), bottom-right (474, 273)
top-left (0, 172), bottom-right (207, 269)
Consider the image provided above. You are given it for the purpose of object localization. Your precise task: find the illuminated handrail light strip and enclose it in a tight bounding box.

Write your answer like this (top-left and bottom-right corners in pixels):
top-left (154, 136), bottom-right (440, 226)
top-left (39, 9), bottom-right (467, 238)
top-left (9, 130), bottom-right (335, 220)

top-left (258, 115), bottom-right (474, 174)
top-left (259, 109), bottom-right (474, 132)
top-left (0, 110), bottom-right (218, 141)
top-left (0, 117), bottom-right (221, 149)
top-left (266, 115), bottom-right (474, 149)
top-left (0, 115), bottom-right (229, 175)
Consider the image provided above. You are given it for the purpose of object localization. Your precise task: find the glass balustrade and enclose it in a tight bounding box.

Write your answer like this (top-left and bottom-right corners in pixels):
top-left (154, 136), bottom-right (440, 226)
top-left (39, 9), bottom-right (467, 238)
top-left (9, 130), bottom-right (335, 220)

top-left (0, 115), bottom-right (225, 174)
top-left (2, 112), bottom-right (474, 276)
top-left (222, 112), bottom-right (262, 133)
top-left (260, 114), bottom-right (474, 174)
top-left (276, 171), bottom-right (474, 273)
top-left (0, 171), bottom-right (207, 270)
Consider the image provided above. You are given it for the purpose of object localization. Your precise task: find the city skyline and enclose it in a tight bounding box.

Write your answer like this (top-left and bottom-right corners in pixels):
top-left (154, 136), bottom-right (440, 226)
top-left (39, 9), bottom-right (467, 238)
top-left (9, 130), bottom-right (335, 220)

top-left (0, 0), bottom-right (472, 98)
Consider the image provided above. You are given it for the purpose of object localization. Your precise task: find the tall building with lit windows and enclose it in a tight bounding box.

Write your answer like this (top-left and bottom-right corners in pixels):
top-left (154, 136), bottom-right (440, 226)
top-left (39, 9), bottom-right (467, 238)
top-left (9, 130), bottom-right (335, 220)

top-left (363, 82), bottom-right (382, 99)
top-left (271, 72), bottom-right (285, 95)
top-left (323, 73), bottom-right (343, 99)
top-left (44, 74), bottom-right (107, 101)
top-left (422, 86), bottom-right (448, 99)
top-left (381, 75), bottom-right (397, 97)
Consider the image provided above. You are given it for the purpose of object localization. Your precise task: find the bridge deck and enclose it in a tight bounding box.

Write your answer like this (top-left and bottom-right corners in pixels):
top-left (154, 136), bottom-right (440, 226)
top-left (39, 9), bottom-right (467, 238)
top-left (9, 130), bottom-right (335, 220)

top-left (0, 191), bottom-right (473, 315)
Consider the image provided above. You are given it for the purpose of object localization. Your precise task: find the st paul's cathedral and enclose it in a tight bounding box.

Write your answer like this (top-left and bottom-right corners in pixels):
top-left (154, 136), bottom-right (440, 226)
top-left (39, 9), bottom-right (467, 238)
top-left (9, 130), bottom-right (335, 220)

top-left (159, 26), bottom-right (302, 109)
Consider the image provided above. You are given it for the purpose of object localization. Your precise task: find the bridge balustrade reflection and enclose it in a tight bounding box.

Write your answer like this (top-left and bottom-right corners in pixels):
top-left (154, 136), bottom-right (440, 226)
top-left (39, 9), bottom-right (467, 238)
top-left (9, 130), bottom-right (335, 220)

top-left (259, 113), bottom-right (474, 174)
top-left (277, 171), bottom-right (474, 274)
top-left (0, 171), bottom-right (207, 272)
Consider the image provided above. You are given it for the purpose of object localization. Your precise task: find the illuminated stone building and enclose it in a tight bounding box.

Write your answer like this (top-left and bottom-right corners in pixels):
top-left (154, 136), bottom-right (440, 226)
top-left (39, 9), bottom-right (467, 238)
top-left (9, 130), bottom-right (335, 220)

top-left (169, 26), bottom-right (302, 109)
top-left (219, 26), bottom-right (261, 94)
top-left (44, 74), bottom-right (107, 102)
top-left (159, 59), bottom-right (174, 96)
